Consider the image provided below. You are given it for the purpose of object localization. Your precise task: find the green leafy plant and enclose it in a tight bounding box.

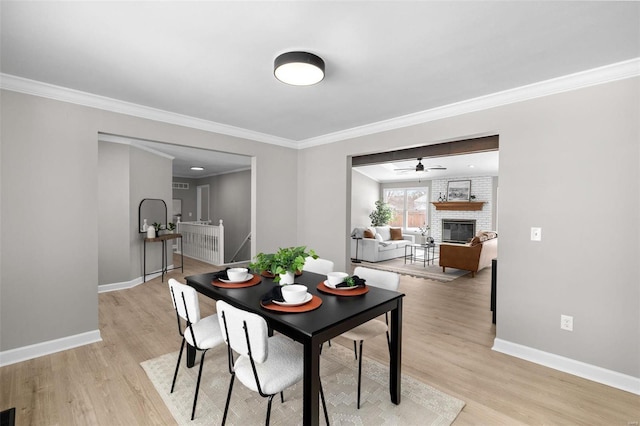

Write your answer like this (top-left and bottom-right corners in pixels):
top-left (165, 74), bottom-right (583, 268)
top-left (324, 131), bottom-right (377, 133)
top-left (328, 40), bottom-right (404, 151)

top-left (167, 222), bottom-right (176, 231)
top-left (151, 222), bottom-right (163, 231)
top-left (344, 276), bottom-right (356, 287)
top-left (369, 200), bottom-right (394, 226)
top-left (249, 246), bottom-right (317, 282)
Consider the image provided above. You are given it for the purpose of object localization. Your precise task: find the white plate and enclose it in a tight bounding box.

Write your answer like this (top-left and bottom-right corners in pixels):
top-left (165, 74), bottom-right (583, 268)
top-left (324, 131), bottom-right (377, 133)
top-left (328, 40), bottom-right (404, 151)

top-left (219, 273), bottom-right (253, 283)
top-left (323, 280), bottom-right (360, 291)
top-left (272, 293), bottom-right (313, 307)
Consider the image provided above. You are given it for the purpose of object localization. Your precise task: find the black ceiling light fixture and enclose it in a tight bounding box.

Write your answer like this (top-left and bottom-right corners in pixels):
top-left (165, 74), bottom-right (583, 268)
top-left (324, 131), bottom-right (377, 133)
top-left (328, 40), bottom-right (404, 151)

top-left (274, 51), bottom-right (325, 86)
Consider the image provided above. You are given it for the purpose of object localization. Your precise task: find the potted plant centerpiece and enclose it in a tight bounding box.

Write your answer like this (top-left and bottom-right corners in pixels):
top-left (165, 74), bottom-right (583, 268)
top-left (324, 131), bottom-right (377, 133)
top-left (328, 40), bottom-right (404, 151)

top-left (249, 246), bottom-right (317, 284)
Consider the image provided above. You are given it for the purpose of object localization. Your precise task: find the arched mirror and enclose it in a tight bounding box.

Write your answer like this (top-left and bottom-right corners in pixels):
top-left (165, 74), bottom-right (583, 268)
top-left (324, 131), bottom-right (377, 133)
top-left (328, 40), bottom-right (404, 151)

top-left (138, 198), bottom-right (167, 233)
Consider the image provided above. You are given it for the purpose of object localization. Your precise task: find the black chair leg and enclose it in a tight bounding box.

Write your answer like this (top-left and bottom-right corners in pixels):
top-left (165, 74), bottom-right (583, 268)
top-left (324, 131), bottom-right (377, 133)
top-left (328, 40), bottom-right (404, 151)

top-left (171, 338), bottom-right (186, 393)
top-left (280, 391), bottom-right (284, 403)
top-left (353, 340), bottom-right (358, 360)
top-left (222, 373), bottom-right (235, 425)
top-left (357, 340), bottom-right (364, 409)
top-left (266, 394), bottom-right (275, 426)
top-left (191, 349), bottom-right (207, 420)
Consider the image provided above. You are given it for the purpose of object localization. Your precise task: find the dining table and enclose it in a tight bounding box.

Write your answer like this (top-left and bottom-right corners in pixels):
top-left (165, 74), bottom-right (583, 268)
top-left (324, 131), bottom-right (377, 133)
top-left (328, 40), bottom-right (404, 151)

top-left (184, 269), bottom-right (405, 426)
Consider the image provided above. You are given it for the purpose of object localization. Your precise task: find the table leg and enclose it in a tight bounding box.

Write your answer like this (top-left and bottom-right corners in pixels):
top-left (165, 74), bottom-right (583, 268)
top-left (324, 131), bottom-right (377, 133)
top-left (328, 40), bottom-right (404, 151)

top-left (389, 299), bottom-right (403, 404)
top-left (143, 240), bottom-right (147, 282)
top-left (302, 340), bottom-right (321, 426)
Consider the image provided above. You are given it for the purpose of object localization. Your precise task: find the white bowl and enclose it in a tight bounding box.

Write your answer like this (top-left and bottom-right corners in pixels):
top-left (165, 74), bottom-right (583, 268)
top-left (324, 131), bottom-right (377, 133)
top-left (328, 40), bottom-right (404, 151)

top-left (327, 272), bottom-right (349, 286)
top-left (227, 267), bottom-right (248, 282)
top-left (281, 284), bottom-right (308, 303)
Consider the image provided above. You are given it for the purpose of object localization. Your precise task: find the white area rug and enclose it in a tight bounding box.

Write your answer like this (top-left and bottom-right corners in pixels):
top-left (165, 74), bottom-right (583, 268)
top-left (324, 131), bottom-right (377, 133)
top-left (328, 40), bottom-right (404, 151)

top-left (355, 258), bottom-right (469, 282)
top-left (141, 342), bottom-right (465, 425)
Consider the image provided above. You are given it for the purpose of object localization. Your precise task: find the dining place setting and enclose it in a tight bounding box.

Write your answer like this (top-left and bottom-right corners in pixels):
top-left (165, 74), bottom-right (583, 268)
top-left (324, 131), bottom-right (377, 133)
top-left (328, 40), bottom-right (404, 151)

top-left (210, 266), bottom-right (262, 288)
top-left (211, 265), bottom-right (370, 313)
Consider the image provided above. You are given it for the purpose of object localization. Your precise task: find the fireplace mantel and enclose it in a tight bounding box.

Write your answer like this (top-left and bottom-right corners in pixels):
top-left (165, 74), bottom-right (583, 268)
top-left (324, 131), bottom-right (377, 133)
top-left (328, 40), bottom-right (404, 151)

top-left (432, 201), bottom-right (485, 211)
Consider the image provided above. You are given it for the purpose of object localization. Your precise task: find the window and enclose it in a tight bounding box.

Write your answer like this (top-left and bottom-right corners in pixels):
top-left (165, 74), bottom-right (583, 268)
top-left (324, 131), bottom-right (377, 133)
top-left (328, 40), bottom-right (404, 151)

top-left (384, 187), bottom-right (428, 230)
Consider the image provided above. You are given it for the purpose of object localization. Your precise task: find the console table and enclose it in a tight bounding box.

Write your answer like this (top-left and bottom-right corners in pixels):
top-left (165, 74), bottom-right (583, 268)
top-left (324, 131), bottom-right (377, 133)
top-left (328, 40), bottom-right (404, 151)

top-left (143, 233), bottom-right (183, 282)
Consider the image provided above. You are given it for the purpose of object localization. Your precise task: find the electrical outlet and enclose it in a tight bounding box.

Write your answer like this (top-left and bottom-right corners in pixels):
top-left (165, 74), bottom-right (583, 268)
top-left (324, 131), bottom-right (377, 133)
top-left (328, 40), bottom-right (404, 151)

top-left (531, 227), bottom-right (542, 241)
top-left (561, 314), bottom-right (573, 331)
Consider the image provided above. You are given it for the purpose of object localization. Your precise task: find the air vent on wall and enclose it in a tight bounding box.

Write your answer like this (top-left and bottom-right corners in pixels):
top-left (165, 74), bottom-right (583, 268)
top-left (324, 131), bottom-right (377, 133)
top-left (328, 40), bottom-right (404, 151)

top-left (172, 182), bottom-right (189, 190)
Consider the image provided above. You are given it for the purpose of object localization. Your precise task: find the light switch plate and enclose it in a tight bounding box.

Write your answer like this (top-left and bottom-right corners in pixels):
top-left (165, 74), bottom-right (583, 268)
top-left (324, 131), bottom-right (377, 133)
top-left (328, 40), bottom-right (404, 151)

top-left (531, 227), bottom-right (542, 241)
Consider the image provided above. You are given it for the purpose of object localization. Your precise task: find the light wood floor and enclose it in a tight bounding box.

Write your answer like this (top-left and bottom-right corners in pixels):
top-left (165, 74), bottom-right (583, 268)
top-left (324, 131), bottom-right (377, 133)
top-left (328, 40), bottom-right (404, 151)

top-left (1, 256), bottom-right (638, 425)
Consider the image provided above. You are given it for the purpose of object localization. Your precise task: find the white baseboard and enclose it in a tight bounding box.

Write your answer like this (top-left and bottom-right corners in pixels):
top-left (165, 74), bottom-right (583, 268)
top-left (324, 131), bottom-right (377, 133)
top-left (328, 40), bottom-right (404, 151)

top-left (0, 330), bottom-right (102, 367)
top-left (97, 265), bottom-right (174, 293)
top-left (493, 338), bottom-right (640, 395)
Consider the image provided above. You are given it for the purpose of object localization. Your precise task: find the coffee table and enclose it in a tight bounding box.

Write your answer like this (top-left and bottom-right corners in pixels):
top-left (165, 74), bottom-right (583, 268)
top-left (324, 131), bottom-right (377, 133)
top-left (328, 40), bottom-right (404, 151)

top-left (405, 243), bottom-right (436, 266)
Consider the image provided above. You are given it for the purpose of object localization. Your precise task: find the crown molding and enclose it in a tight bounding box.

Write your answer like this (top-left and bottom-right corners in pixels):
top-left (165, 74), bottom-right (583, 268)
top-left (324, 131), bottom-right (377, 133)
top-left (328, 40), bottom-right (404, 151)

top-left (0, 74), bottom-right (297, 149)
top-left (298, 58), bottom-right (640, 148)
top-left (2, 58), bottom-right (638, 150)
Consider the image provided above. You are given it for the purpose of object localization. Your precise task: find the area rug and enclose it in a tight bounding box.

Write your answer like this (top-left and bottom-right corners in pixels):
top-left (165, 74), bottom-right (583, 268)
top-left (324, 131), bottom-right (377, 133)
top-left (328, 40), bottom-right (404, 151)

top-left (141, 342), bottom-right (465, 425)
top-left (355, 258), bottom-right (469, 282)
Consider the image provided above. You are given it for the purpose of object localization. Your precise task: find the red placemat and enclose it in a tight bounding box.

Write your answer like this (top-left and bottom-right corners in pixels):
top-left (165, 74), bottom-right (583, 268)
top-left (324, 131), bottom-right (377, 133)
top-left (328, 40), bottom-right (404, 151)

top-left (212, 274), bottom-right (262, 288)
top-left (317, 281), bottom-right (369, 296)
top-left (260, 295), bottom-right (323, 313)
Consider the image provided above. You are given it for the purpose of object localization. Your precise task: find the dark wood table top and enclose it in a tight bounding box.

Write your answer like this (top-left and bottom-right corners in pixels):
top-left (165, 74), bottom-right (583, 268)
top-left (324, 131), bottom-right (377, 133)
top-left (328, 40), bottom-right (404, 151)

top-left (185, 270), bottom-right (405, 343)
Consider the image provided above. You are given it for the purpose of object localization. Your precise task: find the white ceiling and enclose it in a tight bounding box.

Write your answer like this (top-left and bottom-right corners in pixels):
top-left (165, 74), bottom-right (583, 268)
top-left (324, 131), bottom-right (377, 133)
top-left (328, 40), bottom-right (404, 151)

top-left (2, 2), bottom-right (638, 177)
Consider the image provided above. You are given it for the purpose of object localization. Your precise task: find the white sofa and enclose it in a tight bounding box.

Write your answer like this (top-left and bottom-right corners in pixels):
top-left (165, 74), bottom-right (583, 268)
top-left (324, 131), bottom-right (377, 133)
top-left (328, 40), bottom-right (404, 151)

top-left (350, 226), bottom-right (415, 263)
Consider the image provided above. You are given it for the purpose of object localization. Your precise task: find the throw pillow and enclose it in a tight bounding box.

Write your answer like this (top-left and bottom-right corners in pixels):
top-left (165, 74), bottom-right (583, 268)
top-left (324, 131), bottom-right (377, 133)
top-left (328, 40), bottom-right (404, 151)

top-left (469, 236), bottom-right (481, 246)
top-left (390, 227), bottom-right (403, 240)
top-left (363, 229), bottom-right (375, 239)
top-left (375, 233), bottom-right (384, 242)
top-left (375, 226), bottom-right (391, 241)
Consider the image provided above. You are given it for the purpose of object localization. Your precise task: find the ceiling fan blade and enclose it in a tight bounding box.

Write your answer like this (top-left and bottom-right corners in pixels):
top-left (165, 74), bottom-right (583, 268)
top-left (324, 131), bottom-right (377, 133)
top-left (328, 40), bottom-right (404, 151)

top-left (393, 167), bottom-right (416, 171)
top-left (425, 166), bottom-right (447, 170)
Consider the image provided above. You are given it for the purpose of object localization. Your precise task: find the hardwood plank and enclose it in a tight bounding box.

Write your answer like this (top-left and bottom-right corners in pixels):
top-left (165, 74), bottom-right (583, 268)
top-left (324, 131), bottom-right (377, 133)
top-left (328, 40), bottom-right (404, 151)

top-left (0, 255), bottom-right (637, 425)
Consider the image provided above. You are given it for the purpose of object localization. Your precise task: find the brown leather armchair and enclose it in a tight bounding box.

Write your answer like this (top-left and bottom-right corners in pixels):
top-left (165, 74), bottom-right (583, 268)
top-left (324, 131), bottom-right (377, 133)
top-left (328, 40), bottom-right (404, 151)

top-left (439, 237), bottom-right (497, 277)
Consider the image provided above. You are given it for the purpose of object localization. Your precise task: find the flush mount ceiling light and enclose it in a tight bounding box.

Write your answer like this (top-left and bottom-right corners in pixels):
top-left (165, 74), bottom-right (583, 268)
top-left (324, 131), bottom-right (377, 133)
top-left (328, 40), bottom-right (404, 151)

top-left (274, 51), bottom-right (325, 86)
top-left (190, 166), bottom-right (204, 171)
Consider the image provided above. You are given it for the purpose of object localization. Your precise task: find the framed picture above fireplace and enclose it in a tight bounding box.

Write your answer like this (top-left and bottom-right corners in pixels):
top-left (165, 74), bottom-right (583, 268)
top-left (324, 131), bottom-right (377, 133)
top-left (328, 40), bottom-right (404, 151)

top-left (447, 180), bottom-right (471, 202)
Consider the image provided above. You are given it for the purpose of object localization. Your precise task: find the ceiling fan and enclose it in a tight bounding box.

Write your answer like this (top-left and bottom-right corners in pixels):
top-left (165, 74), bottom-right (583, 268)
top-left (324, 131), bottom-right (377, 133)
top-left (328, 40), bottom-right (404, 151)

top-left (394, 158), bottom-right (447, 173)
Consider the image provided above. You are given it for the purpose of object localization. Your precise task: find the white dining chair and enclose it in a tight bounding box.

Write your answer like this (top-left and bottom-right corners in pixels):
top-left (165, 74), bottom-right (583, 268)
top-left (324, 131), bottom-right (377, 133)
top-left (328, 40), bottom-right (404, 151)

top-left (216, 300), bottom-right (330, 425)
top-left (302, 256), bottom-right (335, 275)
top-left (339, 266), bottom-right (400, 409)
top-left (168, 278), bottom-right (225, 420)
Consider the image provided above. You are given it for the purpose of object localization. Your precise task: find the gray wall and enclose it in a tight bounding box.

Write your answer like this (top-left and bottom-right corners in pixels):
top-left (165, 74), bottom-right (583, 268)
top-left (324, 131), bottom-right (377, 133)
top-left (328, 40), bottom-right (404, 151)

top-left (350, 170), bottom-right (380, 231)
top-left (98, 142), bottom-right (172, 285)
top-left (129, 146), bottom-right (172, 280)
top-left (298, 77), bottom-right (639, 378)
top-left (207, 170), bottom-right (251, 263)
top-left (1, 77), bottom-right (638, 386)
top-left (1, 94), bottom-right (100, 347)
top-left (98, 142), bottom-right (131, 284)
top-left (1, 89), bottom-right (298, 353)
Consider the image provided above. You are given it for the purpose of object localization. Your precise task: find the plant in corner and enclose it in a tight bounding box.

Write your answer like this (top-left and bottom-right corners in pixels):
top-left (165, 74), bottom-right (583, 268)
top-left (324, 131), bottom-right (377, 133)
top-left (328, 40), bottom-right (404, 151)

top-left (249, 246), bottom-right (317, 283)
top-left (369, 200), bottom-right (394, 226)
